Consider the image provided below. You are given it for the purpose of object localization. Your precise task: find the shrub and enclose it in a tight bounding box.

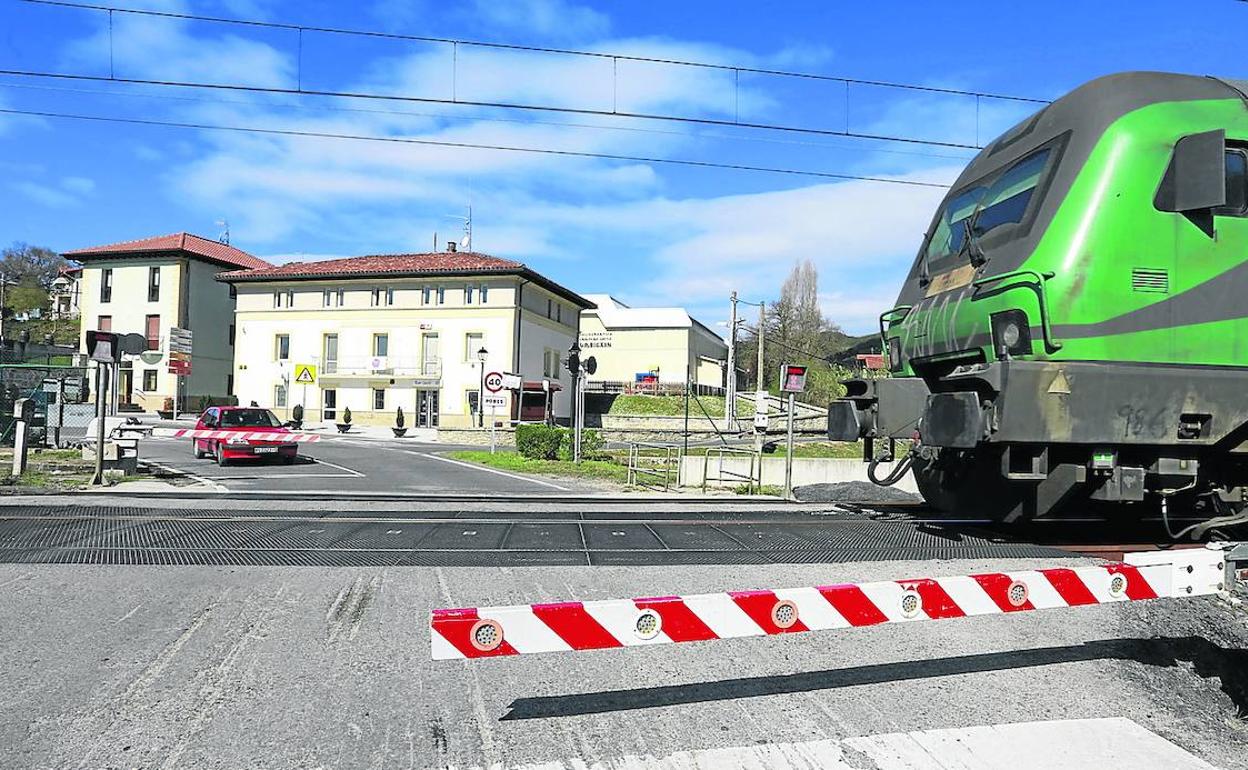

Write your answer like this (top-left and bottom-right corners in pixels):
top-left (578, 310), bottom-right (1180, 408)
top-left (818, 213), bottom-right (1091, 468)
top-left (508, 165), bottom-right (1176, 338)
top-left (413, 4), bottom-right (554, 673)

top-left (559, 428), bottom-right (605, 460)
top-left (342, 406), bottom-right (352, 425)
top-left (516, 423), bottom-right (561, 460)
top-left (395, 406), bottom-right (405, 428)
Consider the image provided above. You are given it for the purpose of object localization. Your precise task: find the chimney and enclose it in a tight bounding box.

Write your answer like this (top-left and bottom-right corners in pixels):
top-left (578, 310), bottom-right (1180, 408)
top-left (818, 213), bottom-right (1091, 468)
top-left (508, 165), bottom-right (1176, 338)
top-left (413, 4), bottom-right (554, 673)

top-left (447, 241), bottom-right (457, 252)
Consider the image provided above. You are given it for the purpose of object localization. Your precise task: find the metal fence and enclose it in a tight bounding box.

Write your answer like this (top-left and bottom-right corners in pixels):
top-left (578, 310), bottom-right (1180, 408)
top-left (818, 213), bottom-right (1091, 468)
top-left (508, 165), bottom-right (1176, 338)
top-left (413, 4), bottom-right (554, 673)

top-left (701, 446), bottom-right (759, 493)
top-left (626, 441), bottom-right (684, 491)
top-left (0, 364), bottom-right (93, 447)
top-left (586, 380), bottom-right (726, 397)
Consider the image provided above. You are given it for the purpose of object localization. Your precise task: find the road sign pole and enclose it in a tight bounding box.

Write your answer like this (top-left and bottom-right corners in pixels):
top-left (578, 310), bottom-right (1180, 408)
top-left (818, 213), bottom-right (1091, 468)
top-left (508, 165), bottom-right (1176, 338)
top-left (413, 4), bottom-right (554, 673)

top-left (784, 392), bottom-right (796, 500)
top-left (490, 404), bottom-right (497, 454)
top-left (91, 363), bottom-right (106, 486)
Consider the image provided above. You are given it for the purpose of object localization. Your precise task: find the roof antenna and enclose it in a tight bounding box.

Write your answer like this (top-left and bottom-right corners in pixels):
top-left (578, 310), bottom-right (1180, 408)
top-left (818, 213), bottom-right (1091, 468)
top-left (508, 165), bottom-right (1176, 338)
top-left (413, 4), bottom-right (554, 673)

top-left (444, 205), bottom-right (472, 252)
top-left (433, 231), bottom-right (438, 252)
top-left (215, 219), bottom-right (230, 245)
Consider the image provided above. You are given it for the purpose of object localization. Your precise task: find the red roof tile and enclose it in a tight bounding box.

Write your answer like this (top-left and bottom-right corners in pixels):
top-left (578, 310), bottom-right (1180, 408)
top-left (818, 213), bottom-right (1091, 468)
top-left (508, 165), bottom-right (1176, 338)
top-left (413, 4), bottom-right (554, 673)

top-left (64, 232), bottom-right (271, 271)
top-left (216, 251), bottom-right (524, 281)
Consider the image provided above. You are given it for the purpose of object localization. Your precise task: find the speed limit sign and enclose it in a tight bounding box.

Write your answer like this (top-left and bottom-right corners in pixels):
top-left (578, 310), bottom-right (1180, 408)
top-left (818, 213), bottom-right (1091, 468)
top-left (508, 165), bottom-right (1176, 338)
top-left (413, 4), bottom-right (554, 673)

top-left (484, 371), bottom-right (505, 393)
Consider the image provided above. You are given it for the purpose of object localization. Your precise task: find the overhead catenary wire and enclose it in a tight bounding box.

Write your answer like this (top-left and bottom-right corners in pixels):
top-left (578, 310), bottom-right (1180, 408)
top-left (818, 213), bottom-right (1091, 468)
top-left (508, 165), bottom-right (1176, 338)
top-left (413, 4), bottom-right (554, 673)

top-left (0, 106), bottom-right (955, 188)
top-left (0, 81), bottom-right (978, 162)
top-left (8, 0), bottom-right (1051, 152)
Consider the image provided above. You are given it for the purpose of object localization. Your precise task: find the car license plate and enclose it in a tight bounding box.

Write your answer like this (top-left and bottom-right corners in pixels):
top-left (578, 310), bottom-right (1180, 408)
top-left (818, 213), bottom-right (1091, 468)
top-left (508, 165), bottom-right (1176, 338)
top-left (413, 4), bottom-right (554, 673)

top-left (254, 446), bottom-right (279, 454)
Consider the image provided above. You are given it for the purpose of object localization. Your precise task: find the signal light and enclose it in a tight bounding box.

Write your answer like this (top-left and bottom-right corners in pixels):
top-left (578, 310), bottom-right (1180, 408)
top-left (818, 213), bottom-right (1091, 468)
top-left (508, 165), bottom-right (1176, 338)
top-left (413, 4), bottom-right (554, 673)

top-left (990, 309), bottom-right (1032, 359)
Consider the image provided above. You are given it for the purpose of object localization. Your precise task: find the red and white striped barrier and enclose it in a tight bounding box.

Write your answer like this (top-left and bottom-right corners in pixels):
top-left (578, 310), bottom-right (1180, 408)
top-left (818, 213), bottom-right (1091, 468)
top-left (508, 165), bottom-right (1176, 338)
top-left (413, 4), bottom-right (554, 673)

top-left (152, 427), bottom-right (322, 443)
top-left (431, 547), bottom-right (1235, 660)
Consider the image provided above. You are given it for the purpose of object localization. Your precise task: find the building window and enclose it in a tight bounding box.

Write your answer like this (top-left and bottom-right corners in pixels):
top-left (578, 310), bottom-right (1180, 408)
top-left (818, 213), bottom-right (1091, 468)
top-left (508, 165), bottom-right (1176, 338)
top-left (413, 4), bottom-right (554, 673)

top-left (556, 303), bottom-right (562, 323)
top-left (480, 284), bottom-right (489, 304)
top-left (386, 288), bottom-right (395, 306)
top-left (229, 284), bottom-right (237, 299)
top-left (323, 388), bottom-right (337, 421)
top-left (422, 286), bottom-right (431, 305)
top-left (373, 333), bottom-right (388, 357)
top-left (272, 291), bottom-right (281, 308)
top-left (100, 268), bottom-right (113, 303)
top-left (226, 374), bottom-right (233, 395)
top-left (142, 370), bottom-right (157, 391)
top-left (371, 288), bottom-right (381, 307)
top-left (275, 334), bottom-right (290, 361)
top-left (228, 324), bottom-right (235, 346)
top-left (323, 334), bottom-right (338, 374)
top-left (373, 388), bottom-right (385, 410)
top-left (466, 285), bottom-right (474, 304)
top-left (147, 267), bottom-right (160, 302)
top-left (464, 332), bottom-right (483, 361)
top-left (322, 290), bottom-right (332, 307)
top-left (546, 298), bottom-right (552, 318)
top-left (466, 389), bottom-right (479, 415)
top-left (97, 315), bottom-right (112, 332)
top-left (336, 289), bottom-right (344, 306)
top-left (145, 314), bottom-right (160, 350)
top-left (437, 287), bottom-right (445, 305)
top-left (274, 384), bottom-right (287, 408)
top-left (286, 290), bottom-right (294, 307)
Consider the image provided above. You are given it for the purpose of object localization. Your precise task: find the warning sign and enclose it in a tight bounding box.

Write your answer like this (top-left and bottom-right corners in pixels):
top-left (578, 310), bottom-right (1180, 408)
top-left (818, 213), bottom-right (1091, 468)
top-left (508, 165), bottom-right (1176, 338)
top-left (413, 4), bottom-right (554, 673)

top-left (293, 363), bottom-right (318, 384)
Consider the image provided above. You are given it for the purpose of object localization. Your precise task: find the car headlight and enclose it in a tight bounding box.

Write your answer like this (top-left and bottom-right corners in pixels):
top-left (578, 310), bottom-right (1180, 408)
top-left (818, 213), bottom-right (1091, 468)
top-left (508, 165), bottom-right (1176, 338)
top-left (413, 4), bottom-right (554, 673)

top-left (887, 337), bottom-right (903, 371)
top-left (225, 436), bottom-right (251, 446)
top-left (990, 309), bottom-right (1032, 359)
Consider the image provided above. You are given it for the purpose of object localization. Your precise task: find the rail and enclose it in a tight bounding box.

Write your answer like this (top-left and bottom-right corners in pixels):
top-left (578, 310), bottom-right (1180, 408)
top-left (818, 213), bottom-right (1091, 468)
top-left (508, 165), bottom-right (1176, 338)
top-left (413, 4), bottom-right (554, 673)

top-left (972, 268), bottom-right (1063, 353)
top-left (626, 441), bottom-right (683, 491)
top-left (701, 446), bottom-right (759, 493)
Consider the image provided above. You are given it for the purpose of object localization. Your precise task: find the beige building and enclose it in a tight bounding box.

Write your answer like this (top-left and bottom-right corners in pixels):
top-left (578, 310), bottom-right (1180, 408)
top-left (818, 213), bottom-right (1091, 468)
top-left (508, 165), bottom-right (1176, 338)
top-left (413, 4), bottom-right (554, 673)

top-left (220, 248), bottom-right (592, 431)
top-left (579, 294), bottom-right (727, 390)
top-left (66, 232), bottom-right (271, 411)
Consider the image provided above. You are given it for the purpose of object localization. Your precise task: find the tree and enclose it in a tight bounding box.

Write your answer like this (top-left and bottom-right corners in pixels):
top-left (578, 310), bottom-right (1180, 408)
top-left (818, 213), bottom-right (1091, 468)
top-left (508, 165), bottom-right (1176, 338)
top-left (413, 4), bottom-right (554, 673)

top-left (1, 243), bottom-right (68, 289)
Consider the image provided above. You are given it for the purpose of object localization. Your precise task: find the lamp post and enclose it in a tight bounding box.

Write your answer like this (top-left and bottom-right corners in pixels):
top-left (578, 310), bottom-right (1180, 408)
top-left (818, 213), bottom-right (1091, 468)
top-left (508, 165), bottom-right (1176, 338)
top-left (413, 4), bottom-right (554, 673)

top-left (476, 346), bottom-right (488, 427)
top-left (567, 341), bottom-right (582, 461)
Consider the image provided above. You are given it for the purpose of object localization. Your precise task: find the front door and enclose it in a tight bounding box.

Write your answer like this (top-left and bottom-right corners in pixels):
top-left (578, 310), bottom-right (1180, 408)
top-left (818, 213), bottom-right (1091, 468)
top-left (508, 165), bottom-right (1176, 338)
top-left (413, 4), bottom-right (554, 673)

top-left (119, 369), bottom-right (134, 404)
top-left (417, 389), bottom-right (439, 427)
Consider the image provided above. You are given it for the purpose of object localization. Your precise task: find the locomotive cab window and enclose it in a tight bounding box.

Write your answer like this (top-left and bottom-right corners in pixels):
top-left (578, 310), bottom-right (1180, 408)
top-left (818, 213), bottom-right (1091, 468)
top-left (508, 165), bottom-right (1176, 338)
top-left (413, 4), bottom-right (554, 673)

top-left (1216, 148), bottom-right (1248, 216)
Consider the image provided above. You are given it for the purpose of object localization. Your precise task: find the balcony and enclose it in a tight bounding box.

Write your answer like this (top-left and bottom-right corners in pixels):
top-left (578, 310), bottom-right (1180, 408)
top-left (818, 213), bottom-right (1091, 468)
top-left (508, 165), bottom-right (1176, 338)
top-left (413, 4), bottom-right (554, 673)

top-left (320, 356), bottom-right (442, 380)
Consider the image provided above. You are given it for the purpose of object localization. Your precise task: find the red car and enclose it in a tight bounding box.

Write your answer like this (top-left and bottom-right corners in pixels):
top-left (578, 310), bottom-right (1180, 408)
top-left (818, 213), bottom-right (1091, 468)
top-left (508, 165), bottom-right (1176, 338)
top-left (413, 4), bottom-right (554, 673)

top-left (192, 406), bottom-right (298, 466)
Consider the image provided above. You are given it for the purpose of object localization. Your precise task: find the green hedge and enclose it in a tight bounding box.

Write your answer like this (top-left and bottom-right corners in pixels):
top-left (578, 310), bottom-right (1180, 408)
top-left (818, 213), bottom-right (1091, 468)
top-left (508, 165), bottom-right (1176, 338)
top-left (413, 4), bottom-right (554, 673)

top-left (516, 423), bottom-right (562, 460)
top-left (517, 424), bottom-right (606, 460)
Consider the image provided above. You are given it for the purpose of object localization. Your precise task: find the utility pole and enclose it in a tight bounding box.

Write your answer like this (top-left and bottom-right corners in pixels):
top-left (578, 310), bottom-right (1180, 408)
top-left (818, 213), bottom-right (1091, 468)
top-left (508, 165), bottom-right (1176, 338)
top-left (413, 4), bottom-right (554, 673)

top-left (725, 292), bottom-right (738, 432)
top-left (753, 301), bottom-right (768, 463)
top-left (756, 301), bottom-right (766, 392)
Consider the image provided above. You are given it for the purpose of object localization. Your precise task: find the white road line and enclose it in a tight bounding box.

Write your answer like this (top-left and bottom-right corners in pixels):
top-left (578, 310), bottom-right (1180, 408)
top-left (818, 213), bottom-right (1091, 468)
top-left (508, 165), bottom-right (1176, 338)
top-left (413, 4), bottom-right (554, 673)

top-left (304, 455), bottom-right (366, 477)
top-left (413, 452), bottom-right (569, 491)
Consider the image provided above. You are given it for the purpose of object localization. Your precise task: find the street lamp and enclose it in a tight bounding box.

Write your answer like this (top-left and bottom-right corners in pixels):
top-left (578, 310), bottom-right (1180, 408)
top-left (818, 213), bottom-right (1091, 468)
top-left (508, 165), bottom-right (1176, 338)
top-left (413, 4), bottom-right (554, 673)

top-left (476, 346), bottom-right (488, 427)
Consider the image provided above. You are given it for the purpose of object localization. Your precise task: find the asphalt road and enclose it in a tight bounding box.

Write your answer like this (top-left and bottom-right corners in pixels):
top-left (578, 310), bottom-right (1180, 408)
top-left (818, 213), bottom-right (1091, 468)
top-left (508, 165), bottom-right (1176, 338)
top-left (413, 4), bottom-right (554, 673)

top-left (138, 435), bottom-right (588, 495)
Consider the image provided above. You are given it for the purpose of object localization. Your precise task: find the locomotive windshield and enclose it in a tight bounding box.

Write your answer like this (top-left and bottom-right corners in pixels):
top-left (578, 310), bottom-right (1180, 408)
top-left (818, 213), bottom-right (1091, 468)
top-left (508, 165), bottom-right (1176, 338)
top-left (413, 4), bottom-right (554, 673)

top-left (923, 147), bottom-right (1053, 273)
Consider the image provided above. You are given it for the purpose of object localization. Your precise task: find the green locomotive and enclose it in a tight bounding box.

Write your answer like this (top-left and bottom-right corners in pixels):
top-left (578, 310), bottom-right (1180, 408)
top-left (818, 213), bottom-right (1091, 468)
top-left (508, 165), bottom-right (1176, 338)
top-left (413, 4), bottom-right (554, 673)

top-left (828, 71), bottom-right (1248, 526)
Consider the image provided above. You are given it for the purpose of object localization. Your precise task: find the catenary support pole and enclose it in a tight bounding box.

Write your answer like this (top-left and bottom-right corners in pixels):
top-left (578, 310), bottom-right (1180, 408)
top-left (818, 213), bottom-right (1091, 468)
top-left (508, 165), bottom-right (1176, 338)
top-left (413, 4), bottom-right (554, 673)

top-left (726, 291), bottom-right (737, 432)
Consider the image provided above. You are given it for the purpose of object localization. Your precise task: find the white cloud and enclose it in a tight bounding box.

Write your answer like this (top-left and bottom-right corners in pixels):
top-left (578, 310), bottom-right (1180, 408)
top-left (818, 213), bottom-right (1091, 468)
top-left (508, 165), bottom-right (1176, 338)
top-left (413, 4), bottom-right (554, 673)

top-left (61, 177), bottom-right (96, 195)
top-left (460, 0), bottom-right (610, 41)
top-left (12, 181), bottom-right (80, 208)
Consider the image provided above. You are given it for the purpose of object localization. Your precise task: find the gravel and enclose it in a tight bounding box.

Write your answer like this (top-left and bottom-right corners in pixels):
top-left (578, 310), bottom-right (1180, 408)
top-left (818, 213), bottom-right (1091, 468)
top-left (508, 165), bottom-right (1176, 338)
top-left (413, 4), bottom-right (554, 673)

top-left (793, 480), bottom-right (921, 503)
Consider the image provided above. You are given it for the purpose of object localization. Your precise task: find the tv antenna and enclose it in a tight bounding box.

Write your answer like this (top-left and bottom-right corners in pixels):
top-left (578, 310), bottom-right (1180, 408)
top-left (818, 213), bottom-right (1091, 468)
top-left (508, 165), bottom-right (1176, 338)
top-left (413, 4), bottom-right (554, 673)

top-left (215, 219), bottom-right (230, 245)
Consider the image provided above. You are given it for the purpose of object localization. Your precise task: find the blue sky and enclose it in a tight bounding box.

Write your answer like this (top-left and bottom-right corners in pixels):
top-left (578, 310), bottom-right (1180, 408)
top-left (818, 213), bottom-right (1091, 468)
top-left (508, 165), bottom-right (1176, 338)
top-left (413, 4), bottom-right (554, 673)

top-left (2, 0), bottom-right (1246, 333)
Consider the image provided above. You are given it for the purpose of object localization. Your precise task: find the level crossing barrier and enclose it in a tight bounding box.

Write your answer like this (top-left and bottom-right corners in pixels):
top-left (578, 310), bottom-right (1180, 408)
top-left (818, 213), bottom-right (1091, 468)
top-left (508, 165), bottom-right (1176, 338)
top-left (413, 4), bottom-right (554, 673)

top-left (430, 543), bottom-right (1248, 659)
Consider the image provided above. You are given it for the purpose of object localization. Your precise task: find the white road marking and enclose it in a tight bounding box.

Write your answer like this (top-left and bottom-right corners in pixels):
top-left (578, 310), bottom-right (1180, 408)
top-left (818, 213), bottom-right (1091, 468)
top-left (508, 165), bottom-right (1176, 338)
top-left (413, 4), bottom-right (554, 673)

top-left (510, 718), bottom-right (1213, 769)
top-left (412, 452), bottom-right (569, 491)
top-left (305, 456), bottom-right (365, 477)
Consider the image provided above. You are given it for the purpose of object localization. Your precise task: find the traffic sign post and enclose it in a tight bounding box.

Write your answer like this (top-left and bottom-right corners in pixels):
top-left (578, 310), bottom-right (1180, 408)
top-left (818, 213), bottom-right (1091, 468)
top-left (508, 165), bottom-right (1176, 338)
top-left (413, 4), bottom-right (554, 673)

top-left (779, 364), bottom-right (808, 500)
top-left (484, 393), bottom-right (506, 453)
top-left (293, 364), bottom-right (317, 417)
top-left (167, 328), bottom-right (193, 420)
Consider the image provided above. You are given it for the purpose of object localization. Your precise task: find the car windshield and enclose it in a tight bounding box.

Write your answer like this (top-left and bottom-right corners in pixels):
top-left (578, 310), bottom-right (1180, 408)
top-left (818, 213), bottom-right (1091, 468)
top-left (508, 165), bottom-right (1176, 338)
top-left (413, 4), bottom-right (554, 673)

top-left (219, 409), bottom-right (283, 428)
top-left (923, 147), bottom-right (1053, 273)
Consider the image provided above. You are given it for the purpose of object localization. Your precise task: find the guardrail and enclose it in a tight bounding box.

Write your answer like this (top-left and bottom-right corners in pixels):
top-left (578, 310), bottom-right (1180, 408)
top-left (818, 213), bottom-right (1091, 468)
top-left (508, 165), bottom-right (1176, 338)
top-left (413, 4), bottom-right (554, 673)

top-left (701, 446), bottom-right (758, 493)
top-left (626, 441), bottom-right (683, 491)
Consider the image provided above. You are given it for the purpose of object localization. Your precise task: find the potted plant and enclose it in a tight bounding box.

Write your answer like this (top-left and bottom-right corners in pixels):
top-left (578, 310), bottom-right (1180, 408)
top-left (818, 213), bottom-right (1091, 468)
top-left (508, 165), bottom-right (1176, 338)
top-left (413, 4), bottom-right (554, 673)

top-left (392, 406), bottom-right (407, 437)
top-left (336, 406), bottom-right (352, 433)
top-left (157, 397), bottom-right (174, 419)
top-left (289, 403), bottom-right (304, 430)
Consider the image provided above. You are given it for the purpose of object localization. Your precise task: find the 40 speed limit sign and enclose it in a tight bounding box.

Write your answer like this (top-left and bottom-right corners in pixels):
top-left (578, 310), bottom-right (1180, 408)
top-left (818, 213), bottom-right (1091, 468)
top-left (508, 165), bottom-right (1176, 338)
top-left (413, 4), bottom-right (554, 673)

top-left (484, 371), bottom-right (505, 393)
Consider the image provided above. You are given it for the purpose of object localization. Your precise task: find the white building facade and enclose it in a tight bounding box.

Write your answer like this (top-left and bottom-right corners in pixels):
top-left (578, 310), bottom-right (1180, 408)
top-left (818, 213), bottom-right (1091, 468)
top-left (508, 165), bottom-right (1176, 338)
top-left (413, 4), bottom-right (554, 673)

top-left (66, 232), bottom-right (271, 411)
top-left (221, 249), bottom-right (591, 432)
top-left (578, 294), bottom-right (727, 390)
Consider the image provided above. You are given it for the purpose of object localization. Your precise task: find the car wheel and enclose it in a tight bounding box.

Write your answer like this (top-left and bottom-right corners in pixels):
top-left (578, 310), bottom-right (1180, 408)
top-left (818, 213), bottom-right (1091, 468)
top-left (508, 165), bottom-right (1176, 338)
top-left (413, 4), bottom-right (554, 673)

top-left (193, 440), bottom-right (206, 459)
top-left (282, 455), bottom-right (295, 465)
top-left (216, 443), bottom-right (228, 467)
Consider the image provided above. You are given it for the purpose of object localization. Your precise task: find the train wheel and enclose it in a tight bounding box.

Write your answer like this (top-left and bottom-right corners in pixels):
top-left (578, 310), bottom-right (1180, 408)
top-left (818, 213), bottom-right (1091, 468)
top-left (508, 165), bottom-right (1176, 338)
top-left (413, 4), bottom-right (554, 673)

top-left (911, 448), bottom-right (1024, 521)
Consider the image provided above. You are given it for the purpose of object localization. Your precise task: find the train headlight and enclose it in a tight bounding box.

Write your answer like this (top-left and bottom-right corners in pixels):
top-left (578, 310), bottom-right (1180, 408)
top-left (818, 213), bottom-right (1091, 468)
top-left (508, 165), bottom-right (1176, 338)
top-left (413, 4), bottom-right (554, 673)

top-left (990, 309), bottom-right (1032, 359)
top-left (887, 337), bottom-right (903, 371)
